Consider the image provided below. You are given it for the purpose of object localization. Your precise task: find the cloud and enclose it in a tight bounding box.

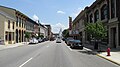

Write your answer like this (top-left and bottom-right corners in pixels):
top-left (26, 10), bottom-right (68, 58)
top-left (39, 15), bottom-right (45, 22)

top-left (70, 7), bottom-right (83, 18)
top-left (32, 14), bottom-right (39, 22)
top-left (52, 23), bottom-right (68, 33)
top-left (57, 11), bottom-right (65, 14)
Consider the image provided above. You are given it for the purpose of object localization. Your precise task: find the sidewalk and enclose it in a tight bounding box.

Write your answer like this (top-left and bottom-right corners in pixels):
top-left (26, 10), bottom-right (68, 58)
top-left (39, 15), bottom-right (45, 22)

top-left (0, 41), bottom-right (50, 51)
top-left (83, 43), bottom-right (120, 66)
top-left (0, 42), bottom-right (29, 51)
top-left (97, 51), bottom-right (120, 66)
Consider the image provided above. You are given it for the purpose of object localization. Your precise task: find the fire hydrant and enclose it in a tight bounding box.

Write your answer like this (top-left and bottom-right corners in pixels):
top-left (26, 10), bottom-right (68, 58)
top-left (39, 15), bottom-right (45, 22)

top-left (107, 48), bottom-right (111, 56)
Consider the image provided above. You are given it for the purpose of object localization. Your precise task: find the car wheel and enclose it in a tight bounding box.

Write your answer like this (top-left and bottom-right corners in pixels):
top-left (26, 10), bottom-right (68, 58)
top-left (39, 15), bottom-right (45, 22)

top-left (70, 45), bottom-right (73, 49)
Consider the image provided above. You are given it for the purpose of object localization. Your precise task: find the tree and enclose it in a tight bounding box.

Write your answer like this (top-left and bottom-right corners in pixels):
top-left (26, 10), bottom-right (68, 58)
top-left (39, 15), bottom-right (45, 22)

top-left (24, 32), bottom-right (30, 42)
top-left (39, 35), bottom-right (44, 38)
top-left (37, 34), bottom-right (44, 39)
top-left (85, 21), bottom-right (107, 49)
top-left (62, 29), bottom-right (69, 38)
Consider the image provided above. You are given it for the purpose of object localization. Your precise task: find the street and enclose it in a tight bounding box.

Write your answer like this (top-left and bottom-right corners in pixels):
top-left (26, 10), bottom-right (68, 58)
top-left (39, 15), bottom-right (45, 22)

top-left (0, 41), bottom-right (119, 67)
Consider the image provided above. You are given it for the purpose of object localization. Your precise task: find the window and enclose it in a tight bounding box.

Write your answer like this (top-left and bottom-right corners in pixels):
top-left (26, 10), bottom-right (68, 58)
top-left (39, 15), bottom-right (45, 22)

top-left (94, 10), bottom-right (99, 22)
top-left (13, 22), bottom-right (15, 29)
top-left (90, 14), bottom-right (93, 23)
top-left (111, 0), bottom-right (115, 18)
top-left (8, 20), bottom-right (10, 29)
top-left (22, 20), bottom-right (23, 28)
top-left (101, 4), bottom-right (108, 20)
top-left (16, 17), bottom-right (18, 27)
top-left (19, 18), bottom-right (21, 27)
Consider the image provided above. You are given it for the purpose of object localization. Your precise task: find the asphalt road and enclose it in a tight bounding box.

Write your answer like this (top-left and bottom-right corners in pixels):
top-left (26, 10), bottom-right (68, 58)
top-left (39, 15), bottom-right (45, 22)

top-left (0, 41), bottom-right (119, 67)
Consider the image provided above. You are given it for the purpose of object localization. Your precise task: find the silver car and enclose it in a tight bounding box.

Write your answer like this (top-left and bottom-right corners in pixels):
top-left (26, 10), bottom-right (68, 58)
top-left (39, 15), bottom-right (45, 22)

top-left (56, 37), bottom-right (61, 43)
top-left (29, 38), bottom-right (38, 44)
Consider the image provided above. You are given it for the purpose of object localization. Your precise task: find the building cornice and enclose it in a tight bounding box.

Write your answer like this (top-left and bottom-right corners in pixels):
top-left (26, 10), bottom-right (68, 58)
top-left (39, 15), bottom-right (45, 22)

top-left (0, 10), bottom-right (16, 21)
top-left (72, 7), bottom-right (88, 25)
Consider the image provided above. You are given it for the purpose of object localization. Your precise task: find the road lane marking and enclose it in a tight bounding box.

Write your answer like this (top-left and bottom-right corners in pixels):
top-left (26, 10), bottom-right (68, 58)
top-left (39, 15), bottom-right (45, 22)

top-left (19, 58), bottom-right (33, 67)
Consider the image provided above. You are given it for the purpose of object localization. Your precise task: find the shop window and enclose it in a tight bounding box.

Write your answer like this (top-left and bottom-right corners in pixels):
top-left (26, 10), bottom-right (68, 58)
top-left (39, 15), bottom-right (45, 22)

top-left (9, 33), bottom-right (11, 41)
top-left (5, 33), bottom-right (8, 41)
top-left (13, 33), bottom-right (14, 40)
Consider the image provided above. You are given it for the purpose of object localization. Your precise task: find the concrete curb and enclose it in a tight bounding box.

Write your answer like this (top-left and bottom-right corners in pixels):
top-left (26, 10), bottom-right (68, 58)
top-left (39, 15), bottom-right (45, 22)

top-left (84, 47), bottom-right (120, 66)
top-left (17, 44), bottom-right (27, 47)
top-left (97, 54), bottom-right (120, 66)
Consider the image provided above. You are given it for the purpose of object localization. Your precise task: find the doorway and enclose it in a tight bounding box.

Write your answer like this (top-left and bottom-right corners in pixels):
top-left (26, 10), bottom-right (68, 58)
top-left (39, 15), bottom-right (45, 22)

top-left (16, 29), bottom-right (18, 43)
top-left (111, 27), bottom-right (116, 48)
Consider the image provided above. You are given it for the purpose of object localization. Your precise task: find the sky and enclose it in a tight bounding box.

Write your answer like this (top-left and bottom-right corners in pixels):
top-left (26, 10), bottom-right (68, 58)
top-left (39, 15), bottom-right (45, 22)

top-left (0, 0), bottom-right (95, 33)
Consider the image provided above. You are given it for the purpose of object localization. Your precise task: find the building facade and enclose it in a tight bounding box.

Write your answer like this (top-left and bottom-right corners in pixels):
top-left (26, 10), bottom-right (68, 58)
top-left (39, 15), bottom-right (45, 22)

top-left (70, 0), bottom-right (120, 48)
top-left (26, 18), bottom-right (34, 34)
top-left (70, 8), bottom-right (88, 44)
top-left (45, 25), bottom-right (52, 40)
top-left (15, 11), bottom-right (27, 43)
top-left (0, 6), bottom-right (16, 45)
top-left (86, 0), bottom-right (109, 45)
top-left (108, 0), bottom-right (120, 48)
top-left (39, 24), bottom-right (48, 38)
top-left (0, 5), bottom-right (45, 45)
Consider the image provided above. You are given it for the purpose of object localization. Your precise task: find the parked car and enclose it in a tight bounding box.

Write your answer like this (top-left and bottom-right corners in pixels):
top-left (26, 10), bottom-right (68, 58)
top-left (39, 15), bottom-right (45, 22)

top-left (70, 40), bottom-right (83, 49)
top-left (38, 38), bottom-right (42, 43)
top-left (56, 37), bottom-right (61, 43)
top-left (29, 38), bottom-right (38, 44)
top-left (62, 38), bottom-right (65, 41)
top-left (41, 38), bottom-right (49, 42)
top-left (65, 37), bottom-right (74, 46)
top-left (44, 38), bottom-right (48, 41)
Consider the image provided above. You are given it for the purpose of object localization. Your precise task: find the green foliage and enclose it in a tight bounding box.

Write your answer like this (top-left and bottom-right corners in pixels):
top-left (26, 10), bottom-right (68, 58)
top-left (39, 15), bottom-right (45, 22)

top-left (85, 21), bottom-right (107, 40)
top-left (38, 34), bottom-right (44, 38)
top-left (31, 35), bottom-right (35, 38)
top-left (40, 35), bottom-right (44, 38)
top-left (62, 29), bottom-right (69, 38)
top-left (25, 32), bottom-right (30, 39)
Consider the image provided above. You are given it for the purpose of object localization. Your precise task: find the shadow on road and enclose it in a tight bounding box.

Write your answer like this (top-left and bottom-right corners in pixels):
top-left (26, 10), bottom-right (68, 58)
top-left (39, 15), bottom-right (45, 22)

top-left (78, 50), bottom-right (97, 55)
